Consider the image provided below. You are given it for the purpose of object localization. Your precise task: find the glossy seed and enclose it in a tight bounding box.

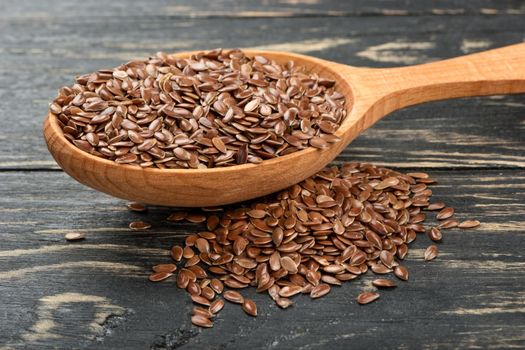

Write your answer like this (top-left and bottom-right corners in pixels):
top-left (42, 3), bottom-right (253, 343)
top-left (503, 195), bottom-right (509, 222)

top-left (209, 299), bottom-right (225, 314)
top-left (148, 271), bottom-right (172, 282)
top-left (223, 290), bottom-right (244, 304)
top-left (424, 245), bottom-right (439, 261)
top-left (310, 284), bottom-right (331, 299)
top-left (152, 264), bottom-right (177, 273)
top-left (191, 315), bottom-right (213, 328)
top-left (357, 292), bottom-right (380, 305)
top-left (458, 220), bottom-right (480, 229)
top-left (242, 299), bottom-right (257, 317)
top-left (65, 232), bottom-right (85, 241)
top-left (170, 245), bottom-right (184, 261)
top-left (394, 265), bottom-right (409, 281)
top-left (372, 279), bottom-right (396, 288)
top-left (428, 227), bottom-right (443, 241)
top-left (129, 221), bottom-right (151, 230)
top-left (126, 202), bottom-right (147, 212)
top-left (436, 207), bottom-right (454, 220)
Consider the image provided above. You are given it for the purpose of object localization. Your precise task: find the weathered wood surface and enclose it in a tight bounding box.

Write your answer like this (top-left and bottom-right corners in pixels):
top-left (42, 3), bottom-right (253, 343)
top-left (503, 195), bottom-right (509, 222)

top-left (0, 0), bottom-right (524, 349)
top-left (1, 14), bottom-right (525, 169)
top-left (0, 170), bottom-right (524, 349)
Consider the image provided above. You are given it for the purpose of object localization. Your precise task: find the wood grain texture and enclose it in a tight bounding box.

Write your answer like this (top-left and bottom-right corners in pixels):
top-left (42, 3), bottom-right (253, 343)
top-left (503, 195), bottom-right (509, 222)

top-left (1, 0), bottom-right (524, 18)
top-left (0, 170), bottom-right (524, 349)
top-left (1, 15), bottom-right (524, 170)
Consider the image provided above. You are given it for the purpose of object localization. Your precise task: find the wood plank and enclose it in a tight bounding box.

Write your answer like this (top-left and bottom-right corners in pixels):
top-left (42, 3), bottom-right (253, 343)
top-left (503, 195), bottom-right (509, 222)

top-left (0, 169), bottom-right (524, 348)
top-left (1, 0), bottom-right (524, 19)
top-left (0, 15), bottom-right (524, 170)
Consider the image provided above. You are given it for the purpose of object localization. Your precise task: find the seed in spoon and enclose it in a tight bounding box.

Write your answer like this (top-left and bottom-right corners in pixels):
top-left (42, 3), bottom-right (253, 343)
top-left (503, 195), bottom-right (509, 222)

top-left (64, 232), bottom-right (85, 242)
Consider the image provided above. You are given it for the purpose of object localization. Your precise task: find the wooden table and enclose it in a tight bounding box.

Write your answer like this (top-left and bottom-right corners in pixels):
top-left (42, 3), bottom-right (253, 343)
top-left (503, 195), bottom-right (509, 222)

top-left (1, 1), bottom-right (524, 349)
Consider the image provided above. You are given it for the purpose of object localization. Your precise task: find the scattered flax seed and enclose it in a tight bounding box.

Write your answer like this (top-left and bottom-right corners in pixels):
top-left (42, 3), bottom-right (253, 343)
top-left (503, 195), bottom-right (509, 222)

top-left (148, 271), bottom-right (172, 282)
top-left (427, 202), bottom-right (445, 211)
top-left (394, 265), bottom-right (409, 281)
top-left (439, 219), bottom-right (459, 229)
top-left (436, 207), bottom-right (454, 220)
top-left (191, 315), bottom-right (213, 328)
top-left (242, 299), bottom-right (258, 317)
top-left (64, 232), bottom-right (85, 242)
top-left (458, 220), bottom-right (480, 229)
top-left (424, 245), bottom-right (439, 261)
top-left (126, 202), bottom-right (147, 212)
top-left (428, 227), bottom-right (443, 242)
top-left (372, 279), bottom-right (396, 288)
top-left (152, 264), bottom-right (177, 273)
top-left (357, 292), bottom-right (380, 305)
top-left (129, 221), bottom-right (151, 230)
top-left (209, 299), bottom-right (225, 314)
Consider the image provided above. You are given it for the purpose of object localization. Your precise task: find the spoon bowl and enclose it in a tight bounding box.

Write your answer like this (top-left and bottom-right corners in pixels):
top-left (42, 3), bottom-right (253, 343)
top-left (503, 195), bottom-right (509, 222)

top-left (44, 44), bottom-right (525, 206)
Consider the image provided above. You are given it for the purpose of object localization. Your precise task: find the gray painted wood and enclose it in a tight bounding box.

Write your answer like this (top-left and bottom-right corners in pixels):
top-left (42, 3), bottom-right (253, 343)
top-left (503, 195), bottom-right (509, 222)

top-left (0, 0), bottom-right (524, 349)
top-left (0, 170), bottom-right (524, 349)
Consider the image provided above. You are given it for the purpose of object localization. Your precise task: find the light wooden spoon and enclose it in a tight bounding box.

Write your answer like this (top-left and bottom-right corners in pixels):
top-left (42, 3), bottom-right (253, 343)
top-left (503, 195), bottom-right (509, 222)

top-left (44, 43), bottom-right (525, 207)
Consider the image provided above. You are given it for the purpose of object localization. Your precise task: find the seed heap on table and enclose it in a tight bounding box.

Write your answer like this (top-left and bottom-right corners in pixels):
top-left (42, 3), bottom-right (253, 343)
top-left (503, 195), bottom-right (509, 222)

top-left (125, 162), bottom-right (479, 328)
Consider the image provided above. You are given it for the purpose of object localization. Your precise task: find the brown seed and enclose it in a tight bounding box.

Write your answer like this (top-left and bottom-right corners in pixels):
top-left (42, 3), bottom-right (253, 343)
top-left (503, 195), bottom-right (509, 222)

top-left (212, 137), bottom-right (227, 154)
top-left (394, 265), bottom-right (409, 281)
top-left (126, 202), bottom-right (147, 212)
top-left (187, 214), bottom-right (207, 223)
top-left (458, 220), bottom-right (480, 229)
top-left (149, 271), bottom-right (172, 282)
top-left (223, 290), bottom-right (244, 304)
top-left (424, 245), bottom-right (439, 261)
top-left (276, 298), bottom-right (293, 309)
top-left (171, 245), bottom-right (184, 261)
top-left (439, 219), bottom-right (459, 229)
top-left (209, 299), bottom-right (225, 314)
top-left (65, 232), bottom-right (85, 242)
top-left (242, 299), bottom-right (257, 317)
top-left (201, 286), bottom-right (215, 301)
top-left (372, 279), bottom-right (397, 288)
top-left (192, 306), bottom-right (213, 318)
top-left (191, 295), bottom-right (211, 306)
top-left (152, 264), bottom-right (177, 273)
top-left (428, 227), bottom-right (443, 242)
top-left (436, 207), bottom-right (454, 220)
top-left (129, 221), bottom-right (151, 230)
top-left (357, 292), bottom-right (380, 305)
top-left (191, 315), bottom-right (213, 328)
top-left (278, 285), bottom-right (303, 297)
top-left (310, 284), bottom-right (331, 299)
top-left (210, 279), bottom-right (224, 294)
top-left (407, 172), bottom-right (429, 179)
top-left (280, 256), bottom-right (298, 274)
top-left (427, 202), bottom-right (446, 211)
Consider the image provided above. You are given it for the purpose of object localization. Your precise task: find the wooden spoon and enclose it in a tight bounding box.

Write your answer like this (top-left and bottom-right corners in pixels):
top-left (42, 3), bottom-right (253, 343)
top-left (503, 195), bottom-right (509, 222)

top-left (44, 43), bottom-right (525, 207)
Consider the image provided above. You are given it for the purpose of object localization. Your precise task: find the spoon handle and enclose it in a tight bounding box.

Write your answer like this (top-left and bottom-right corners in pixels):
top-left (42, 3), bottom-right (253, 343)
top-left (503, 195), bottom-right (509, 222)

top-left (348, 42), bottom-right (525, 113)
